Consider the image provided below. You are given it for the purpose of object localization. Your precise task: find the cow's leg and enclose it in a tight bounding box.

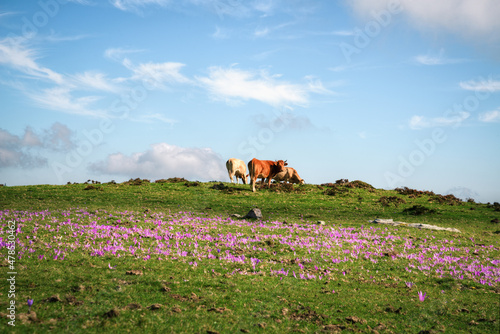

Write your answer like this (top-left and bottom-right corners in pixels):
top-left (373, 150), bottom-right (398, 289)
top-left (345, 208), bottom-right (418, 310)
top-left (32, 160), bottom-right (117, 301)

top-left (228, 172), bottom-right (234, 183)
top-left (251, 177), bottom-right (256, 192)
top-left (260, 178), bottom-right (267, 189)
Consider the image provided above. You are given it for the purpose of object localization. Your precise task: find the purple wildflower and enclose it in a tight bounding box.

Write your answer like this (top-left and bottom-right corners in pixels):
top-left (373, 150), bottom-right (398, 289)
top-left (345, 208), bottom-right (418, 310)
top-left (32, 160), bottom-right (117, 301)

top-left (418, 291), bottom-right (426, 302)
top-left (27, 298), bottom-right (33, 312)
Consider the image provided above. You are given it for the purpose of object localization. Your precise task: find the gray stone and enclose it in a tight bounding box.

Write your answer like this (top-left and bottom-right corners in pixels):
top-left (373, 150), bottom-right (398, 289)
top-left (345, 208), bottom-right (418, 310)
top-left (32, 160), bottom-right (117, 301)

top-left (317, 221), bottom-right (326, 226)
top-left (245, 208), bottom-right (263, 220)
top-left (230, 214), bottom-right (242, 218)
top-left (371, 218), bottom-right (460, 233)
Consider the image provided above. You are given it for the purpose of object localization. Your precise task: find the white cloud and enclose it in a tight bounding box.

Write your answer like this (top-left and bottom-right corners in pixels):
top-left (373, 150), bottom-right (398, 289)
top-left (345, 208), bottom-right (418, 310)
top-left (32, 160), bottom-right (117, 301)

top-left (347, 0), bottom-right (500, 42)
top-left (479, 109), bottom-right (500, 123)
top-left (196, 66), bottom-right (310, 107)
top-left (460, 79), bottom-right (500, 92)
top-left (132, 113), bottom-right (178, 125)
top-left (72, 71), bottom-right (121, 93)
top-left (91, 143), bottom-right (226, 180)
top-left (110, 0), bottom-right (169, 13)
top-left (104, 47), bottom-right (145, 62)
top-left (409, 112), bottom-right (470, 129)
top-left (0, 37), bottom-right (64, 84)
top-left (212, 26), bottom-right (230, 40)
top-left (413, 50), bottom-right (465, 65)
top-left (131, 61), bottom-right (190, 85)
top-left (254, 27), bottom-right (270, 37)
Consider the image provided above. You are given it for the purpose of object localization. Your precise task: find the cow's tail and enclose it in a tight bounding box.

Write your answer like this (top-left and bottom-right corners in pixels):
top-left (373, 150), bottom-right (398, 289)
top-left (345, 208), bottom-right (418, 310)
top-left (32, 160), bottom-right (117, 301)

top-left (247, 160), bottom-right (256, 192)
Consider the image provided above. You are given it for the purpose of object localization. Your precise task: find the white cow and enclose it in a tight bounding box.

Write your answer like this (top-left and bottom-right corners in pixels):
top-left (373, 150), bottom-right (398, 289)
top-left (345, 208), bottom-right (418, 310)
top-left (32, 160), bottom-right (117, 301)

top-left (226, 158), bottom-right (248, 184)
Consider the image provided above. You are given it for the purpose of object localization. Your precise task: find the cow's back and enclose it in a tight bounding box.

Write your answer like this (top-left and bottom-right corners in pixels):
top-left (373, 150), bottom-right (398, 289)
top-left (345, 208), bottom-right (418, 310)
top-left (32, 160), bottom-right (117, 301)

top-left (227, 158), bottom-right (245, 172)
top-left (249, 159), bottom-right (274, 178)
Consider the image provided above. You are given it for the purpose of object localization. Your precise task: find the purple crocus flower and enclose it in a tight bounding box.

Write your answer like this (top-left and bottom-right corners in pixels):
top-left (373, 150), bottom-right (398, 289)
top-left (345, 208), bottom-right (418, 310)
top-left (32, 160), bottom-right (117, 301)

top-left (27, 298), bottom-right (33, 312)
top-left (418, 291), bottom-right (426, 302)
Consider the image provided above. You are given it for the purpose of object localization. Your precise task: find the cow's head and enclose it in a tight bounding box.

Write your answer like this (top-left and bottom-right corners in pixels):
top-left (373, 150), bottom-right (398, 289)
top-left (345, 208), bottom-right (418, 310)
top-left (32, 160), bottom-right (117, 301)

top-left (269, 160), bottom-right (287, 176)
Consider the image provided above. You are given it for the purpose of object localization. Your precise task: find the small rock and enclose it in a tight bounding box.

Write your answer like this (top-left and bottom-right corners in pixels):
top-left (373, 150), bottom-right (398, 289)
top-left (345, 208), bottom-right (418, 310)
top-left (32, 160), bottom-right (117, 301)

top-left (231, 214), bottom-right (242, 218)
top-left (317, 221), bottom-right (326, 226)
top-left (245, 208), bottom-right (263, 219)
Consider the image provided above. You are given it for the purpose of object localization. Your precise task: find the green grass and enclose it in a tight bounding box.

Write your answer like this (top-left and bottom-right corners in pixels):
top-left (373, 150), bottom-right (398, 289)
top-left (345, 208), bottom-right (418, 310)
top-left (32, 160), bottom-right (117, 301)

top-left (1, 180), bottom-right (499, 333)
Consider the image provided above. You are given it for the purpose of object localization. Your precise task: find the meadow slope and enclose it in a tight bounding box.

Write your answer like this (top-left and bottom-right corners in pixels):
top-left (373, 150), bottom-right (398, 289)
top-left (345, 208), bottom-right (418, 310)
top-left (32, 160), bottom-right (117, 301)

top-left (0, 180), bottom-right (499, 333)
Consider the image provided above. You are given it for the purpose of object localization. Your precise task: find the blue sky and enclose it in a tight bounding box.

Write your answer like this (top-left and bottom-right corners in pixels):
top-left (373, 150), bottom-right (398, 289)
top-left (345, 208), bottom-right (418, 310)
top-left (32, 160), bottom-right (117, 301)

top-left (1, 0), bottom-right (499, 203)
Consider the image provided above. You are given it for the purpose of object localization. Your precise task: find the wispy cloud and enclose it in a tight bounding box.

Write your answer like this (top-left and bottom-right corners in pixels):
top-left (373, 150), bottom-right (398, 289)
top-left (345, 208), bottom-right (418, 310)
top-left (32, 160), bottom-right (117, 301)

top-left (409, 112), bottom-right (470, 130)
top-left (211, 26), bottom-right (230, 40)
top-left (29, 87), bottom-right (105, 117)
top-left (413, 50), bottom-right (465, 65)
top-left (71, 71), bottom-right (122, 93)
top-left (110, 0), bottom-right (169, 13)
top-left (479, 109), bottom-right (500, 123)
top-left (0, 37), bottom-right (64, 84)
top-left (460, 78), bottom-right (500, 92)
top-left (104, 47), bottom-right (145, 62)
top-left (124, 60), bottom-right (191, 87)
top-left (90, 142), bottom-right (226, 180)
top-left (132, 113), bottom-right (178, 125)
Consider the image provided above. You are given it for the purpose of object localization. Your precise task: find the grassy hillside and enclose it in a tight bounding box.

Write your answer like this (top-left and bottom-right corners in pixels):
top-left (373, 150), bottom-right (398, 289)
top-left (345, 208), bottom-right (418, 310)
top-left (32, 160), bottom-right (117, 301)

top-left (1, 180), bottom-right (499, 333)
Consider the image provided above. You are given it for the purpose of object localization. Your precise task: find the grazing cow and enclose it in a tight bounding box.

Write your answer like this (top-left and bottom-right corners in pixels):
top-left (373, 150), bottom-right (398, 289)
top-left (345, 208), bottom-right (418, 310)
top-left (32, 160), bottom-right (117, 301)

top-left (226, 158), bottom-right (247, 184)
top-left (248, 158), bottom-right (287, 192)
top-left (272, 167), bottom-right (304, 185)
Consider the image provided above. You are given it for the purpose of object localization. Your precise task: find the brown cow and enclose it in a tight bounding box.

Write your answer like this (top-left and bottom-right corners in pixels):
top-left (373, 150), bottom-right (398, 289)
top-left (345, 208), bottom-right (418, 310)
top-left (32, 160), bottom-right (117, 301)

top-left (272, 167), bottom-right (304, 185)
top-left (248, 158), bottom-right (287, 192)
top-left (226, 158), bottom-right (247, 184)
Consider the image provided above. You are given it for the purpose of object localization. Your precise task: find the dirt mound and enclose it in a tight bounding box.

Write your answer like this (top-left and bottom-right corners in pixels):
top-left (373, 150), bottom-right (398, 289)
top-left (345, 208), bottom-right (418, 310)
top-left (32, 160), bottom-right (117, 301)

top-left (122, 178), bottom-right (150, 186)
top-left (346, 180), bottom-right (375, 190)
top-left (269, 182), bottom-right (304, 193)
top-left (83, 185), bottom-right (103, 191)
top-left (487, 202), bottom-right (500, 212)
top-left (430, 194), bottom-right (462, 206)
top-left (322, 179), bottom-right (375, 196)
top-left (395, 187), bottom-right (435, 197)
top-left (402, 205), bottom-right (437, 216)
top-left (378, 196), bottom-right (406, 207)
top-left (155, 177), bottom-right (188, 183)
top-left (184, 181), bottom-right (200, 187)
